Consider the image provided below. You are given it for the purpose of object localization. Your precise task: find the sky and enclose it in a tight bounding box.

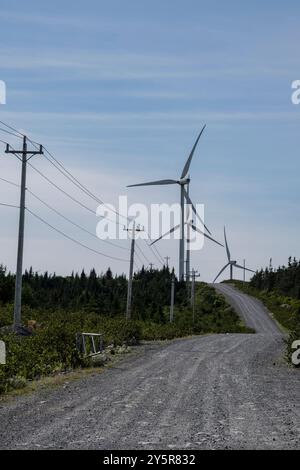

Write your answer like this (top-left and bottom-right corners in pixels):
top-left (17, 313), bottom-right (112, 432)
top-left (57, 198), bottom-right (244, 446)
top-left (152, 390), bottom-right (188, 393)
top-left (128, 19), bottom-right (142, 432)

top-left (0, 0), bottom-right (299, 281)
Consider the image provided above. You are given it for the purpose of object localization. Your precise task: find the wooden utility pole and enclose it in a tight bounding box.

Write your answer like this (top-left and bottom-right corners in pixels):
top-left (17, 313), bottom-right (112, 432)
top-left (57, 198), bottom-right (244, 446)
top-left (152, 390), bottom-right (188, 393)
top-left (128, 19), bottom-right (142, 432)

top-left (164, 256), bottom-right (170, 268)
top-left (170, 271), bottom-right (175, 323)
top-left (269, 258), bottom-right (273, 271)
top-left (124, 223), bottom-right (144, 320)
top-left (190, 269), bottom-right (200, 325)
top-left (5, 137), bottom-right (43, 329)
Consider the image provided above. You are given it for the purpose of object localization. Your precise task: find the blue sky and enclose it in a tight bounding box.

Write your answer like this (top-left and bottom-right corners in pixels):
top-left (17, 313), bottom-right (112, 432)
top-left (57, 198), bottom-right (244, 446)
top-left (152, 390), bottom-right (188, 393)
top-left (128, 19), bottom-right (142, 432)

top-left (0, 0), bottom-right (299, 281)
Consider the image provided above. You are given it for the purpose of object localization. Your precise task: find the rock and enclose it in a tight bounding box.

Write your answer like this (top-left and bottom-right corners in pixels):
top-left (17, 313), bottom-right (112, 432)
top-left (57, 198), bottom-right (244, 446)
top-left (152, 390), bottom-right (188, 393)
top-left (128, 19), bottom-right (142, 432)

top-left (115, 345), bottom-right (131, 354)
top-left (91, 353), bottom-right (108, 367)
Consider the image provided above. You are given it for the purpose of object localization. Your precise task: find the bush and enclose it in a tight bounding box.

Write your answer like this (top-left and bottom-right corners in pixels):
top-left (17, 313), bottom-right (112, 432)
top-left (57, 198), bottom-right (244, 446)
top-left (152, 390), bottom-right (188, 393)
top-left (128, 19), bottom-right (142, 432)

top-left (0, 282), bottom-right (253, 393)
top-left (232, 280), bottom-right (300, 365)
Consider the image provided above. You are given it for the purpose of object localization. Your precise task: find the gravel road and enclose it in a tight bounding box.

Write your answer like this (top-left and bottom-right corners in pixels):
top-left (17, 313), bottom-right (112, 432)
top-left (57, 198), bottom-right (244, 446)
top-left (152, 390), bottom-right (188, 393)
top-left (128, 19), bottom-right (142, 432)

top-left (0, 283), bottom-right (299, 450)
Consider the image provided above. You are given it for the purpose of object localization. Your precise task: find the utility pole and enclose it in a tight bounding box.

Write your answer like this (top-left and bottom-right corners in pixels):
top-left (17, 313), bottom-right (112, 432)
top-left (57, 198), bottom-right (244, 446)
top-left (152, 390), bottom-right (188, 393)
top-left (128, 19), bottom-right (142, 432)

top-left (149, 262), bottom-right (155, 271)
top-left (190, 269), bottom-right (200, 325)
top-left (243, 259), bottom-right (246, 283)
top-left (170, 271), bottom-right (175, 323)
top-left (164, 256), bottom-right (170, 268)
top-left (124, 223), bottom-right (144, 320)
top-left (5, 136), bottom-right (43, 329)
top-left (269, 258), bottom-right (273, 272)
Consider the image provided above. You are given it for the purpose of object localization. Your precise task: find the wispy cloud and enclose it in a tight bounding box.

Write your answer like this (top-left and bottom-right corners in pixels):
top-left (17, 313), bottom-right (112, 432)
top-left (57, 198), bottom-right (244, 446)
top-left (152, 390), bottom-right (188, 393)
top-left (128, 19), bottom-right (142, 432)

top-left (0, 10), bottom-right (111, 30)
top-left (2, 110), bottom-right (299, 134)
top-left (0, 48), bottom-right (296, 80)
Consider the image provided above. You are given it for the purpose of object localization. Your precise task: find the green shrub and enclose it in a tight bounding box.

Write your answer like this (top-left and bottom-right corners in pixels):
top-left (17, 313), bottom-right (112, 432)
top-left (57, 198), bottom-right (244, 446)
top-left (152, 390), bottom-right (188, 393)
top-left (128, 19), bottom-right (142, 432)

top-left (0, 282), bottom-right (254, 393)
top-left (232, 280), bottom-right (300, 365)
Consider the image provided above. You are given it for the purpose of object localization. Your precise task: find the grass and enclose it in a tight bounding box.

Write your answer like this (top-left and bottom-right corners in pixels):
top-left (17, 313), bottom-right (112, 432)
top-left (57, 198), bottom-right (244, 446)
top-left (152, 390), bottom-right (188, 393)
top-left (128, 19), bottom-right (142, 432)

top-left (0, 366), bottom-right (105, 403)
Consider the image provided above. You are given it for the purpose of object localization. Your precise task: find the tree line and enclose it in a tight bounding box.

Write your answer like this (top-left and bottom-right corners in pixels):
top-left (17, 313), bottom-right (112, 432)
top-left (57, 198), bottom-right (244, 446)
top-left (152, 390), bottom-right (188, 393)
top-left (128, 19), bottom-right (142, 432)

top-left (250, 257), bottom-right (300, 298)
top-left (0, 264), bottom-right (187, 321)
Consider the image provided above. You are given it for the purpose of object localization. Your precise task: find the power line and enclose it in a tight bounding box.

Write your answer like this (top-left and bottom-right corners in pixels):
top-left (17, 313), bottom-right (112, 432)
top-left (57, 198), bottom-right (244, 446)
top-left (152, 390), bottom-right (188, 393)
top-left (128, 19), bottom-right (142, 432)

top-left (136, 244), bottom-right (149, 265)
top-left (0, 119), bottom-right (24, 137)
top-left (26, 208), bottom-right (130, 263)
top-left (35, 144), bottom-right (166, 269)
top-left (0, 171), bottom-right (131, 253)
top-left (28, 161), bottom-right (96, 214)
top-left (42, 151), bottom-right (130, 227)
top-left (0, 202), bottom-right (19, 208)
top-left (2, 143), bottom-right (98, 220)
top-left (135, 242), bottom-right (149, 265)
top-left (0, 127), bottom-right (23, 139)
top-left (28, 140), bottom-right (130, 226)
top-left (43, 152), bottom-right (105, 206)
top-left (150, 237), bottom-right (165, 263)
top-left (150, 242), bottom-right (165, 265)
top-left (0, 119), bottom-right (166, 267)
top-left (0, 161), bottom-right (134, 258)
top-left (0, 176), bottom-right (20, 188)
top-left (142, 235), bottom-right (164, 266)
top-left (134, 250), bottom-right (144, 267)
top-left (0, 147), bottom-right (131, 264)
top-left (27, 188), bottom-right (130, 252)
top-left (4, 123), bottom-right (166, 265)
top-left (27, 162), bottom-right (128, 228)
top-left (41, 146), bottom-right (131, 226)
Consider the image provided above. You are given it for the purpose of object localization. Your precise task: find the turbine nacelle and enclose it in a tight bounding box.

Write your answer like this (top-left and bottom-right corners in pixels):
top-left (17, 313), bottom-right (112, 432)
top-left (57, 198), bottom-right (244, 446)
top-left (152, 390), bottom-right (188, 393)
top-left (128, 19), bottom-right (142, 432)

top-left (178, 177), bottom-right (190, 185)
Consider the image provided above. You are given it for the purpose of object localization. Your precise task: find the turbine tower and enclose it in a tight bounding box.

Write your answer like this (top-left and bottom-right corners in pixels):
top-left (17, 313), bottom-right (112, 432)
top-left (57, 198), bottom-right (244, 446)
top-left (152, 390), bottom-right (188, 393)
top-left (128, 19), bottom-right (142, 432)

top-left (213, 227), bottom-right (255, 283)
top-left (127, 126), bottom-right (210, 281)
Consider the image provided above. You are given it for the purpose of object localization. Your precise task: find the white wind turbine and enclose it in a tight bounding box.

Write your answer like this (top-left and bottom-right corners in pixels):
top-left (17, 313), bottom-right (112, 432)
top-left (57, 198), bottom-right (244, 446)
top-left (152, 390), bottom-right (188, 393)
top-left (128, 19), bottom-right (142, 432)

top-left (150, 219), bottom-right (223, 251)
top-left (213, 227), bottom-right (255, 283)
top-left (127, 126), bottom-right (213, 280)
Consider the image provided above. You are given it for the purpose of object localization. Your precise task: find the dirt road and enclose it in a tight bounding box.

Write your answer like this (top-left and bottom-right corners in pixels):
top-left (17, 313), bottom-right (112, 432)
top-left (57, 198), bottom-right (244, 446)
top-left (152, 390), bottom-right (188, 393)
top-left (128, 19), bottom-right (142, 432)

top-left (0, 284), bottom-right (299, 449)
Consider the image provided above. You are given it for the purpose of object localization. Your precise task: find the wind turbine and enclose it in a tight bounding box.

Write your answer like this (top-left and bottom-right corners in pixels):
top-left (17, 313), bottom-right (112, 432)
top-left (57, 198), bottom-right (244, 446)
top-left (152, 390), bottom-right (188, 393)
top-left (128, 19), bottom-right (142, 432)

top-left (213, 227), bottom-right (255, 283)
top-left (127, 125), bottom-right (210, 281)
top-left (150, 219), bottom-right (223, 249)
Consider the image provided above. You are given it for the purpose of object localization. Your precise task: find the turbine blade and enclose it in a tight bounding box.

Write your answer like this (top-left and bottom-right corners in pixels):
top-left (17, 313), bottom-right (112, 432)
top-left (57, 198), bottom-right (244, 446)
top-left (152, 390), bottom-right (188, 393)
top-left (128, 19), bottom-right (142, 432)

top-left (183, 187), bottom-right (212, 235)
top-left (150, 224), bottom-right (181, 245)
top-left (191, 224), bottom-right (223, 247)
top-left (127, 179), bottom-right (177, 188)
top-left (181, 125), bottom-right (206, 179)
top-left (235, 264), bottom-right (255, 273)
top-left (213, 263), bottom-right (230, 283)
top-left (224, 226), bottom-right (231, 261)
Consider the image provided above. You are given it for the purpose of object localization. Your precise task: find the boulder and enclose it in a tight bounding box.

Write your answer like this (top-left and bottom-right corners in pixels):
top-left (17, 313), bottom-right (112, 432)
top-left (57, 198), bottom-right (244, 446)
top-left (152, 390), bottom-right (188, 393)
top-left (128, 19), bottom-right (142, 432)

top-left (91, 352), bottom-right (108, 367)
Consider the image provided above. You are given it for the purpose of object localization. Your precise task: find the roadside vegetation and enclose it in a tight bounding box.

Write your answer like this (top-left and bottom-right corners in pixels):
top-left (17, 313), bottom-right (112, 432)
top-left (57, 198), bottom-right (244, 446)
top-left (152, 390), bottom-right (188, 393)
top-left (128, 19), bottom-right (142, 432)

top-left (229, 257), bottom-right (300, 365)
top-left (0, 265), bottom-right (252, 394)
